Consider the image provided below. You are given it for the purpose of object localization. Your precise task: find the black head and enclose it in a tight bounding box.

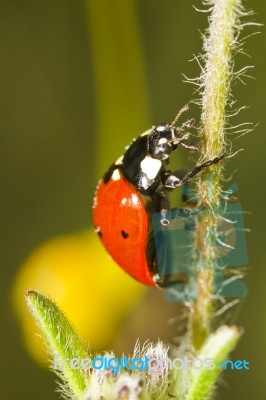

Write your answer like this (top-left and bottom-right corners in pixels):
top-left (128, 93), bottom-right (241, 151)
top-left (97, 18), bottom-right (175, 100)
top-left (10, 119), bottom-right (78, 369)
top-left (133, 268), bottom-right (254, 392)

top-left (148, 124), bottom-right (183, 161)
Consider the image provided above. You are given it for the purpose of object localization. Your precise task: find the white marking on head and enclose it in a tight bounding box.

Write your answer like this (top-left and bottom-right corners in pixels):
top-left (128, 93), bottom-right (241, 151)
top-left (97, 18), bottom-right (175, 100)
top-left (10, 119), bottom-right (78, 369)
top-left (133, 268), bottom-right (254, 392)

top-left (140, 156), bottom-right (162, 180)
top-left (111, 169), bottom-right (121, 181)
top-left (158, 137), bottom-right (168, 145)
top-left (157, 125), bottom-right (166, 132)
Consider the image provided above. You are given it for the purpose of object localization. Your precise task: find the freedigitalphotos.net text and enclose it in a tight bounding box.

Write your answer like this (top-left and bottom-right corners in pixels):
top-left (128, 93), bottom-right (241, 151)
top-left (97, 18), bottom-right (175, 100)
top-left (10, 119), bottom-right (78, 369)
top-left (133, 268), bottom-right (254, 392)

top-left (54, 354), bottom-right (250, 375)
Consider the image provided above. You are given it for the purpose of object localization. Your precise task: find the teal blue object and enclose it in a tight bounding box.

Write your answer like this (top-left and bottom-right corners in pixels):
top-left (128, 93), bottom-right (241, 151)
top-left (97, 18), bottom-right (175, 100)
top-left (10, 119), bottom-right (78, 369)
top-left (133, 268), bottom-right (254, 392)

top-left (152, 185), bottom-right (248, 302)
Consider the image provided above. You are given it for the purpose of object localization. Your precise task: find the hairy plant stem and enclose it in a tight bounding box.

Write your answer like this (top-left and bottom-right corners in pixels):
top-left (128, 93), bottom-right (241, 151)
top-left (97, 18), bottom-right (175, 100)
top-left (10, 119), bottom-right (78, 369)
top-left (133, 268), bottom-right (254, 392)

top-left (189, 0), bottom-right (242, 350)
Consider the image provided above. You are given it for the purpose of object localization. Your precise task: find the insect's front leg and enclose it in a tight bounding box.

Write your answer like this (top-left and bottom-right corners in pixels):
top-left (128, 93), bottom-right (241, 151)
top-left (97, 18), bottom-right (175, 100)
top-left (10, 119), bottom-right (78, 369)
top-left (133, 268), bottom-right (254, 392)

top-left (162, 155), bottom-right (224, 189)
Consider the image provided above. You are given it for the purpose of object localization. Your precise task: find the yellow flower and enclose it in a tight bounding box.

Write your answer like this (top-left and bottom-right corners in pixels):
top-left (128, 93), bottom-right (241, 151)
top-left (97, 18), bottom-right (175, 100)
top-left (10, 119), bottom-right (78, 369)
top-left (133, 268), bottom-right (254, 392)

top-left (12, 229), bottom-right (145, 366)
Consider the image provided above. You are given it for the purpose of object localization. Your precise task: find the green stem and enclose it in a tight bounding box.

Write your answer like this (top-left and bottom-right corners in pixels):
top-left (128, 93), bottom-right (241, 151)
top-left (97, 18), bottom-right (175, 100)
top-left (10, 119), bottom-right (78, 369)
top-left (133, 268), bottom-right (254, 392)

top-left (190, 0), bottom-right (243, 350)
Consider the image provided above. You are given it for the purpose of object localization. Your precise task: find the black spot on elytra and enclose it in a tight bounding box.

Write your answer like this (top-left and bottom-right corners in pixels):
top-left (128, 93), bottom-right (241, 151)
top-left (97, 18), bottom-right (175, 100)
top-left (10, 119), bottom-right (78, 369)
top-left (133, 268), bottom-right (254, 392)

top-left (96, 227), bottom-right (103, 238)
top-left (121, 230), bottom-right (129, 239)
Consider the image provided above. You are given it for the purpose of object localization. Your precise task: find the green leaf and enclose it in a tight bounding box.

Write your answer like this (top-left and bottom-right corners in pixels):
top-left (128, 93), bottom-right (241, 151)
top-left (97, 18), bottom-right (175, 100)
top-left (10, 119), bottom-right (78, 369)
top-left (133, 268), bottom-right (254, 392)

top-left (184, 326), bottom-right (241, 400)
top-left (26, 290), bottom-right (89, 399)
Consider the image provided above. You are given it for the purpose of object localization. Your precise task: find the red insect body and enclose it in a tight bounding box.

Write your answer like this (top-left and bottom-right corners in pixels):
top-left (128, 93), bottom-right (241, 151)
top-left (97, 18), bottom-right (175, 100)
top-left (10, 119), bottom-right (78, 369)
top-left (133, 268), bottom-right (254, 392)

top-left (93, 177), bottom-right (155, 286)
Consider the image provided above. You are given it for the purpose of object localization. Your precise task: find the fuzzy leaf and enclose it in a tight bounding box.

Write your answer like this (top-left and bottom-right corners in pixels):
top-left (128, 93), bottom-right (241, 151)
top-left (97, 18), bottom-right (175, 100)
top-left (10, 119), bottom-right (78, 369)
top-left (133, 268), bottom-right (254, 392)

top-left (26, 290), bottom-right (89, 399)
top-left (185, 326), bottom-right (241, 400)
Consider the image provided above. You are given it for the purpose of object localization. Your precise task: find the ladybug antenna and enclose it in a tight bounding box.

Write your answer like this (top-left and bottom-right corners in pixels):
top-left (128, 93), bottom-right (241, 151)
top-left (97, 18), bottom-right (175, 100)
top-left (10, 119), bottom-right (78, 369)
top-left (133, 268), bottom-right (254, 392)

top-left (171, 103), bottom-right (190, 127)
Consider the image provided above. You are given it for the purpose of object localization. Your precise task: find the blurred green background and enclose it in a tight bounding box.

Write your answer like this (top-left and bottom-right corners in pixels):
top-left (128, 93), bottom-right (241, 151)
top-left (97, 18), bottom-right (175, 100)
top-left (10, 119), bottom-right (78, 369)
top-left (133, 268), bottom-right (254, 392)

top-left (1, 0), bottom-right (265, 398)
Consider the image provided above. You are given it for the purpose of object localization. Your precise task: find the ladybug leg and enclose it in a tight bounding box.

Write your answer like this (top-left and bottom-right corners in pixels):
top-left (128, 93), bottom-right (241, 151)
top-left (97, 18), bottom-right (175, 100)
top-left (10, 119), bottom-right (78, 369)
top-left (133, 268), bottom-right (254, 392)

top-left (161, 168), bottom-right (184, 191)
top-left (154, 192), bottom-right (171, 226)
top-left (175, 123), bottom-right (199, 151)
top-left (181, 118), bottom-right (196, 130)
top-left (175, 118), bottom-right (196, 132)
top-left (180, 155), bottom-right (225, 184)
top-left (161, 168), bottom-right (196, 205)
top-left (180, 141), bottom-right (199, 152)
top-left (162, 154), bottom-right (224, 189)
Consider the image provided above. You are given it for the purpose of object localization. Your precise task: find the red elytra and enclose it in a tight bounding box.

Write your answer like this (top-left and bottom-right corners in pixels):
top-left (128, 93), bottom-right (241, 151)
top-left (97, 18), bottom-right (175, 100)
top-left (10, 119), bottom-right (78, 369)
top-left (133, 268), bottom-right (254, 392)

top-left (93, 177), bottom-right (155, 286)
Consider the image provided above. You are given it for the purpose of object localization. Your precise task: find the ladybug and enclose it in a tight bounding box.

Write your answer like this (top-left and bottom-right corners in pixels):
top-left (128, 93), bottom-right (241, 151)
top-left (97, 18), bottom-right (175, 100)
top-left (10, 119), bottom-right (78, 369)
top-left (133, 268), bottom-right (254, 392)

top-left (93, 107), bottom-right (223, 287)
